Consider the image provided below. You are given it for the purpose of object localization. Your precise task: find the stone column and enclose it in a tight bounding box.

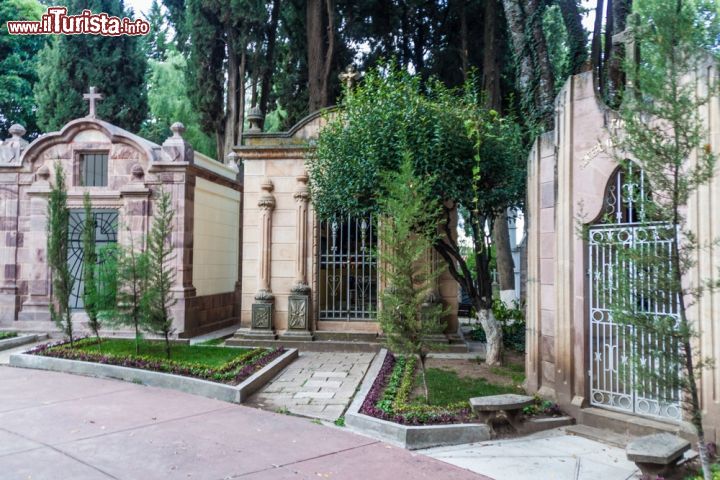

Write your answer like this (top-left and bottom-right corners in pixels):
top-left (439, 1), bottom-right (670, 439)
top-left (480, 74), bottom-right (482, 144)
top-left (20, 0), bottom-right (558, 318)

top-left (249, 178), bottom-right (277, 339)
top-left (18, 165), bottom-right (52, 321)
top-left (281, 172), bottom-right (313, 340)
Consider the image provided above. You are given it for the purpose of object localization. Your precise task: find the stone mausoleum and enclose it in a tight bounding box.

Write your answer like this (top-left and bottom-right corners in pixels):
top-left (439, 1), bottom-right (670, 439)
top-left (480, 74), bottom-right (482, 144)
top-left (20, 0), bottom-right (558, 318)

top-left (525, 60), bottom-right (720, 438)
top-left (0, 91), bottom-right (460, 344)
top-left (0, 89), bottom-right (241, 338)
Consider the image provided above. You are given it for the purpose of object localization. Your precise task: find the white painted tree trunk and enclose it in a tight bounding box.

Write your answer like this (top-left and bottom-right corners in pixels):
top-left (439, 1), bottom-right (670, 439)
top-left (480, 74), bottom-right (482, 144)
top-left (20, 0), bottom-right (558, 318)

top-left (477, 308), bottom-right (502, 365)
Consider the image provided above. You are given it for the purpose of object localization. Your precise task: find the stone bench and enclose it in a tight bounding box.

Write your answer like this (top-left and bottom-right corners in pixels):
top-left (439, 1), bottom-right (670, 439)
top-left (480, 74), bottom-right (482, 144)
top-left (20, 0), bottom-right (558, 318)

top-left (626, 433), bottom-right (691, 477)
top-left (470, 394), bottom-right (535, 432)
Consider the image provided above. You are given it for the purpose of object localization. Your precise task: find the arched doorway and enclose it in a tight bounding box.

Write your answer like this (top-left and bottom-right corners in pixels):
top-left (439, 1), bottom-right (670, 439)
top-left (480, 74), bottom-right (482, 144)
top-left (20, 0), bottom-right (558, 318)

top-left (587, 163), bottom-right (681, 421)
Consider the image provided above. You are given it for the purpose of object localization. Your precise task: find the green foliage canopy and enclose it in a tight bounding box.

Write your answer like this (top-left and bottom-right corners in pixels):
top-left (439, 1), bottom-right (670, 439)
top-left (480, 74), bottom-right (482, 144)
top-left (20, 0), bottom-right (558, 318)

top-left (308, 67), bottom-right (475, 220)
top-left (34, 0), bottom-right (148, 132)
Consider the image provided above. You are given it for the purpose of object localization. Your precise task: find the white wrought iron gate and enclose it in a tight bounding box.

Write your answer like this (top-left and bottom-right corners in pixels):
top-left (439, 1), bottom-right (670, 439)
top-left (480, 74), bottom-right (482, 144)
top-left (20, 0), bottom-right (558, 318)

top-left (588, 165), bottom-right (681, 421)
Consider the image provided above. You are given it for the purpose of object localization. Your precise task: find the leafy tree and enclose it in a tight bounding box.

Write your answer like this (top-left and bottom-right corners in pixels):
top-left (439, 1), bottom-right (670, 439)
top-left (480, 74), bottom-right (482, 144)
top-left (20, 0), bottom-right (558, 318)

top-left (144, 191), bottom-right (177, 358)
top-left (81, 193), bottom-right (101, 340)
top-left (140, 49), bottom-right (215, 157)
top-left (111, 234), bottom-right (149, 355)
top-left (34, 0), bottom-right (148, 132)
top-left (604, 1), bottom-right (720, 478)
top-left (0, 0), bottom-right (47, 139)
top-left (47, 163), bottom-right (73, 345)
top-left (377, 157), bottom-right (447, 399)
top-left (309, 67), bottom-right (526, 365)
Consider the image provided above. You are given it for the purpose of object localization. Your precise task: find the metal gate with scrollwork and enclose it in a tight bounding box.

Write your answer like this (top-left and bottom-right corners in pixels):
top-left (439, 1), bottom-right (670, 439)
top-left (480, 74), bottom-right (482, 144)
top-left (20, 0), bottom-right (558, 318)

top-left (68, 209), bottom-right (118, 310)
top-left (318, 215), bottom-right (378, 321)
top-left (588, 164), bottom-right (681, 421)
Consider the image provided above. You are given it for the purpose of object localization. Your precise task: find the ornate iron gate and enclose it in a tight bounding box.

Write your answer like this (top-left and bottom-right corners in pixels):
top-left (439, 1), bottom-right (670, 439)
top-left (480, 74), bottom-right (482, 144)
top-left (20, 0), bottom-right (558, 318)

top-left (588, 165), bottom-right (681, 421)
top-left (68, 209), bottom-right (118, 310)
top-left (318, 215), bottom-right (378, 321)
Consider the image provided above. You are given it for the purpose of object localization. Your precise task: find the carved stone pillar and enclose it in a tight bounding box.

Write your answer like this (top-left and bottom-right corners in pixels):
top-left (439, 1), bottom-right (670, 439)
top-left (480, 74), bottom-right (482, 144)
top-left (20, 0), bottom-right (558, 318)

top-left (250, 178), bottom-right (277, 339)
top-left (281, 172), bottom-right (313, 340)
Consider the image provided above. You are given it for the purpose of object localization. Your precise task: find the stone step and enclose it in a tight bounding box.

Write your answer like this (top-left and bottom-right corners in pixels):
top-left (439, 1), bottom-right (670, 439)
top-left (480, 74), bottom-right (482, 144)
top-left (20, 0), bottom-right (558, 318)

top-left (566, 424), bottom-right (635, 448)
top-left (579, 407), bottom-right (695, 442)
top-left (313, 331), bottom-right (381, 343)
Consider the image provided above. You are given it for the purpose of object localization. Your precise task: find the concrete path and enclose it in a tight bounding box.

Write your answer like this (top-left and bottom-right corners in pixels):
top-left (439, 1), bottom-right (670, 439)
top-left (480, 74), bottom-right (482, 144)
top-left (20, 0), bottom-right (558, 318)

top-left (421, 427), bottom-right (639, 480)
top-left (0, 365), bottom-right (486, 480)
top-left (248, 351), bottom-right (374, 421)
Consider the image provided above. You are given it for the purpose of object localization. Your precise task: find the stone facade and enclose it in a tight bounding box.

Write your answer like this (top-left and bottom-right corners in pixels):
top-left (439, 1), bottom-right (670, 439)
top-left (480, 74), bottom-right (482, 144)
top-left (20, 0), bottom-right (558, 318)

top-left (0, 113), bottom-right (242, 338)
top-left (525, 63), bottom-right (720, 438)
top-left (233, 111), bottom-right (459, 338)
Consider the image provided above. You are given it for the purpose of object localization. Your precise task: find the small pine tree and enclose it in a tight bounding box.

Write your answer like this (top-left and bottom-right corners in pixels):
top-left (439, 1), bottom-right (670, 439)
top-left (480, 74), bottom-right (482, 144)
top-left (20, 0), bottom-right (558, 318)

top-left (109, 234), bottom-right (148, 356)
top-left (377, 157), bottom-right (448, 400)
top-left (47, 162), bottom-right (73, 345)
top-left (81, 193), bottom-right (101, 340)
top-left (144, 190), bottom-right (177, 358)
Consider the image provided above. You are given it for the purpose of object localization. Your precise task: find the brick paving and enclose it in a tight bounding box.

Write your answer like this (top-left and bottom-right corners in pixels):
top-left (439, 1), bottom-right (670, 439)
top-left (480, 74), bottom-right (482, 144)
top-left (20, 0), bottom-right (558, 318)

top-left (248, 351), bottom-right (375, 421)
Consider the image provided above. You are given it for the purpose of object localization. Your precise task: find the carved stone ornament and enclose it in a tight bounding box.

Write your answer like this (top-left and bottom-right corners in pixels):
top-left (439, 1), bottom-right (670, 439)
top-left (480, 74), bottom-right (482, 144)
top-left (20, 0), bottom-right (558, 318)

top-left (288, 295), bottom-right (309, 330)
top-left (0, 124), bottom-right (29, 166)
top-left (160, 122), bottom-right (194, 164)
top-left (252, 302), bottom-right (273, 330)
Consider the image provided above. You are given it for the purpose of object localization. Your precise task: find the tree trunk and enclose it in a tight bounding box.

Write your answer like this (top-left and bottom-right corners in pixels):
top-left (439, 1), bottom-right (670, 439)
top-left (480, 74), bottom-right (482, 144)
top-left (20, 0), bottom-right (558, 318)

top-left (307, 0), bottom-right (334, 112)
top-left (482, 0), bottom-right (502, 105)
top-left (591, 0), bottom-right (605, 92)
top-left (238, 48), bottom-right (246, 145)
top-left (501, 0), bottom-right (534, 117)
top-left (494, 213), bottom-right (516, 305)
top-left (459, 0), bottom-right (469, 81)
top-left (477, 307), bottom-right (502, 365)
top-left (419, 354), bottom-right (429, 401)
top-left (164, 331), bottom-right (171, 359)
top-left (525, 0), bottom-right (555, 128)
top-left (223, 32), bottom-right (239, 162)
top-left (556, 0), bottom-right (588, 74)
top-left (259, 0), bottom-right (281, 120)
top-left (602, 0), bottom-right (614, 98)
top-left (607, 0), bottom-right (631, 106)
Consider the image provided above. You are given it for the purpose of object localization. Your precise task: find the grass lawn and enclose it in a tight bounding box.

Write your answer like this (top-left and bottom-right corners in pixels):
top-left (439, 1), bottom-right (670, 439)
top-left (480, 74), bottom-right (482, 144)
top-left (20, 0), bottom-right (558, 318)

top-left (75, 339), bottom-right (249, 368)
top-left (421, 367), bottom-right (523, 406)
top-left (0, 331), bottom-right (18, 340)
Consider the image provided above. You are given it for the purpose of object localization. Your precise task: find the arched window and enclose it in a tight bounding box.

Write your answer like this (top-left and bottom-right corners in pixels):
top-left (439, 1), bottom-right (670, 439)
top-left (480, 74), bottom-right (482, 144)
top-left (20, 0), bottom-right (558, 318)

top-left (599, 161), bottom-right (650, 224)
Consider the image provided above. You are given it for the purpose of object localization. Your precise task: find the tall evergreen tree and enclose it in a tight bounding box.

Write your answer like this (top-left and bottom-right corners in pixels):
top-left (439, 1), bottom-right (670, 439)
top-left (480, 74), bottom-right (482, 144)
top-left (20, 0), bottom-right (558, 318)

top-left (144, 191), bottom-right (177, 359)
top-left (34, 0), bottom-right (148, 132)
top-left (0, 0), bottom-right (47, 139)
top-left (143, 0), bottom-right (169, 62)
top-left (48, 163), bottom-right (74, 346)
top-left (81, 193), bottom-right (101, 340)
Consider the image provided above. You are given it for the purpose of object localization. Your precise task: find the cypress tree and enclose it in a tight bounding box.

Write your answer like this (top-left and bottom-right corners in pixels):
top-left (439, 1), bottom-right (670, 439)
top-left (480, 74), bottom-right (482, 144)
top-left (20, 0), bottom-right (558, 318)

top-left (81, 193), bottom-right (101, 340)
top-left (48, 163), bottom-right (73, 345)
top-left (34, 0), bottom-right (148, 132)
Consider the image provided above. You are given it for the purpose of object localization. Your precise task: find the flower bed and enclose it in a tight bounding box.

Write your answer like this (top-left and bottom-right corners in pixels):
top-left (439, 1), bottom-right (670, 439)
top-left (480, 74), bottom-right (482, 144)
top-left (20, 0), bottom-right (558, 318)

top-left (28, 338), bottom-right (285, 386)
top-left (0, 331), bottom-right (18, 340)
top-left (360, 352), bottom-right (474, 425)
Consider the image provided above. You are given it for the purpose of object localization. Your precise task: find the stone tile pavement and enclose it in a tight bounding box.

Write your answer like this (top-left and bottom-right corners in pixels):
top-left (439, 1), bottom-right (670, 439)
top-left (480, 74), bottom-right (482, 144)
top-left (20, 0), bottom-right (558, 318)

top-left (420, 427), bottom-right (640, 480)
top-left (248, 351), bottom-right (375, 421)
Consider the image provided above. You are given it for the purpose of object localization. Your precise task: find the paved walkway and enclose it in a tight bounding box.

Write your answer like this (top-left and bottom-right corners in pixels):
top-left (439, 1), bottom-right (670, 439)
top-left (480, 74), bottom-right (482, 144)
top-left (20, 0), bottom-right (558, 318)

top-left (0, 366), bottom-right (486, 480)
top-left (248, 351), bottom-right (374, 421)
top-left (421, 428), bottom-right (639, 480)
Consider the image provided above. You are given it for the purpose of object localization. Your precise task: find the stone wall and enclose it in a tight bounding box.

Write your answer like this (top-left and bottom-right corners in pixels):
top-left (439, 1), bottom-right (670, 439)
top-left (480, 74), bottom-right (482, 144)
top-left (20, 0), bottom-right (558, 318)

top-left (525, 63), bottom-right (720, 438)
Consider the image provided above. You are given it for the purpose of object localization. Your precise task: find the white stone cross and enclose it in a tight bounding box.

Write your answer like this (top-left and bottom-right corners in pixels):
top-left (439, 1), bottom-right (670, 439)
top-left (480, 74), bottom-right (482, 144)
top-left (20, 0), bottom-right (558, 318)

top-left (83, 86), bottom-right (104, 118)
